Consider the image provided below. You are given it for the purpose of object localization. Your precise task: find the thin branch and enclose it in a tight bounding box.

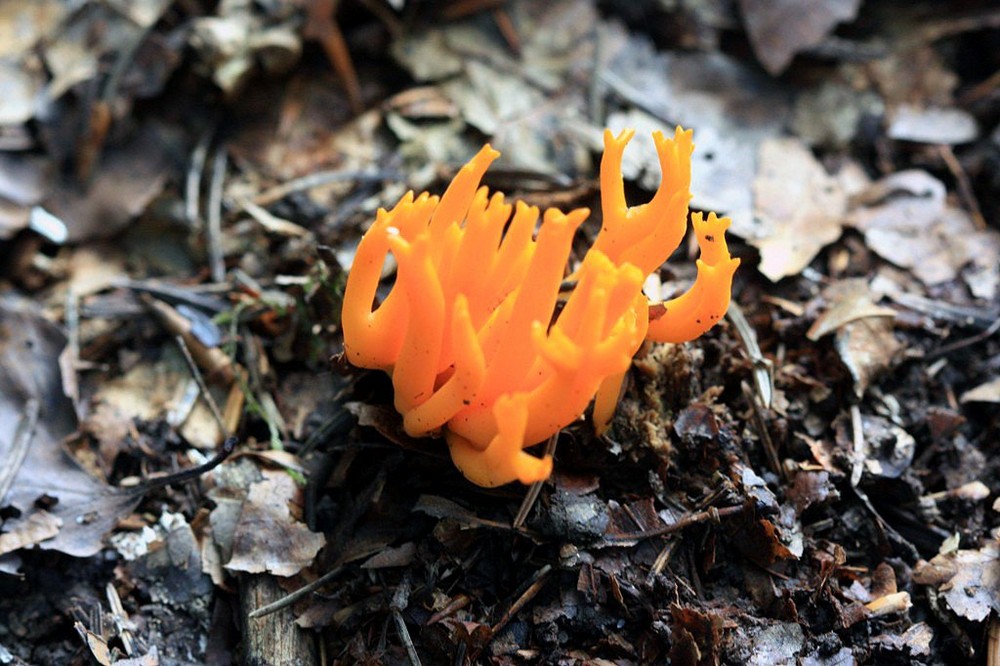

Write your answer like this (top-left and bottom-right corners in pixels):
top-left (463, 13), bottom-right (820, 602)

top-left (604, 504), bottom-right (746, 543)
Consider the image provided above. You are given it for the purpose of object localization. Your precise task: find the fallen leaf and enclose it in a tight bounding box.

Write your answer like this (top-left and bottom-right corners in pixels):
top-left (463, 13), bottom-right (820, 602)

top-left (847, 170), bottom-right (1000, 299)
top-left (887, 104), bottom-right (979, 144)
top-left (225, 471), bottom-right (325, 577)
top-left (751, 137), bottom-right (850, 281)
top-left (807, 279), bottom-right (897, 341)
top-left (738, 0), bottom-right (862, 74)
top-left (960, 378), bottom-right (1000, 404)
top-left (0, 294), bottom-right (142, 557)
top-left (808, 279), bottom-right (901, 396)
top-left (915, 540), bottom-right (1000, 622)
top-left (0, 510), bottom-right (61, 556)
top-left (43, 123), bottom-right (175, 243)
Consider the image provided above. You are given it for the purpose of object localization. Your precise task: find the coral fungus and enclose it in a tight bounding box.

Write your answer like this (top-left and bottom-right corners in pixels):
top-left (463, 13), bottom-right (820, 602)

top-left (341, 128), bottom-right (739, 487)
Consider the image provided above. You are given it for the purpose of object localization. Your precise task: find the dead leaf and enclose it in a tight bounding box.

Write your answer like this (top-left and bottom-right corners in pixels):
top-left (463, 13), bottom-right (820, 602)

top-left (0, 0), bottom-right (67, 59)
top-left (960, 378), bottom-right (1000, 404)
top-left (43, 123), bottom-right (175, 243)
top-left (751, 137), bottom-right (851, 281)
top-left (915, 539), bottom-right (1000, 622)
top-left (0, 295), bottom-right (142, 557)
top-left (728, 620), bottom-right (806, 665)
top-left (842, 318), bottom-right (903, 398)
top-left (738, 0), bottom-right (862, 74)
top-left (0, 510), bottom-right (61, 556)
top-left (225, 471), bottom-right (325, 577)
top-left (392, 0), bottom-right (598, 176)
top-left (808, 279), bottom-right (900, 396)
top-left (807, 279), bottom-right (897, 341)
top-left (788, 470), bottom-right (840, 514)
top-left (847, 170), bottom-right (1000, 299)
top-left (361, 542), bottom-right (417, 569)
top-left (887, 104), bottom-right (979, 144)
top-left (858, 414), bottom-right (915, 480)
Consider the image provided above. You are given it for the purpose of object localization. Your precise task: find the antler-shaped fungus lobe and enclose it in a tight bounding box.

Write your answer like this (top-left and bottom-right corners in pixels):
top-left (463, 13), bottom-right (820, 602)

top-left (341, 128), bottom-right (738, 487)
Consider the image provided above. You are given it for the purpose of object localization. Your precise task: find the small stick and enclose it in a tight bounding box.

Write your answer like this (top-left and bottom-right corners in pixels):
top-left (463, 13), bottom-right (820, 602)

top-left (927, 315), bottom-right (1000, 360)
top-left (391, 577), bottom-right (422, 666)
top-left (489, 564), bottom-right (552, 638)
top-left (938, 145), bottom-right (986, 230)
top-left (207, 148), bottom-right (228, 283)
top-left (105, 583), bottom-right (135, 656)
top-left (186, 131), bottom-right (212, 227)
top-left (988, 615), bottom-right (999, 666)
top-left (512, 433), bottom-right (558, 529)
top-left (604, 504), bottom-right (745, 543)
top-left (175, 334), bottom-right (228, 435)
top-left (728, 302), bottom-right (773, 409)
top-left (248, 565), bottom-right (346, 619)
top-left (743, 381), bottom-right (783, 480)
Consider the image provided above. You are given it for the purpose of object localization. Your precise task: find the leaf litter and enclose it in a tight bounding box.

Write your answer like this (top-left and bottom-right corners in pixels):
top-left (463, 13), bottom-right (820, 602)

top-left (1, 0), bottom-right (999, 664)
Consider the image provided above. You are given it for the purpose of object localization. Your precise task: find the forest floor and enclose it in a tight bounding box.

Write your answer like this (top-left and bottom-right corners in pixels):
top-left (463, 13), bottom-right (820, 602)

top-left (1, 0), bottom-right (999, 664)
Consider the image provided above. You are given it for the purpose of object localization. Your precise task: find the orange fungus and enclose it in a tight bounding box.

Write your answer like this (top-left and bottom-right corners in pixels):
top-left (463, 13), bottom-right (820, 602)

top-left (341, 128), bottom-right (739, 487)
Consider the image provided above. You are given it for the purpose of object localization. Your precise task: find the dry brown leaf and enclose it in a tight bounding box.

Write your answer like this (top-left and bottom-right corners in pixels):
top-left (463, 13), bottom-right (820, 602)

top-left (43, 124), bottom-right (174, 243)
top-left (807, 279), bottom-right (897, 340)
top-left (0, 295), bottom-right (143, 557)
top-left (960, 378), bottom-right (1000, 404)
top-left (917, 539), bottom-right (1000, 622)
top-left (225, 471), bottom-right (325, 577)
top-left (738, 0), bottom-right (861, 74)
top-left (0, 510), bottom-right (62, 556)
top-left (847, 170), bottom-right (1000, 299)
top-left (751, 137), bottom-right (850, 281)
top-left (808, 280), bottom-right (901, 397)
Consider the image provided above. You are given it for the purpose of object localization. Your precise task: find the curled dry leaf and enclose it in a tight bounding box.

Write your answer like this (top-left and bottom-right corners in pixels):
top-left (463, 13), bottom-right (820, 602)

top-left (887, 104), bottom-right (979, 144)
top-left (738, 0), bottom-right (862, 75)
top-left (751, 137), bottom-right (851, 281)
top-left (808, 279), bottom-right (901, 397)
top-left (224, 471), bottom-right (325, 578)
top-left (847, 170), bottom-right (1000, 299)
top-left (913, 539), bottom-right (1000, 622)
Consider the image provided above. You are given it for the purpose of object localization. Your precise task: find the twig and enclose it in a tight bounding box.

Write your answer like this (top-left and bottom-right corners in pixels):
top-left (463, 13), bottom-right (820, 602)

top-left (127, 436), bottom-right (238, 496)
top-left (175, 335), bottom-right (228, 435)
top-left (512, 433), bottom-right (557, 529)
top-left (252, 168), bottom-right (401, 207)
top-left (489, 564), bottom-right (552, 638)
top-left (490, 8), bottom-right (521, 56)
top-left (742, 381), bottom-right (783, 480)
top-left (0, 399), bottom-right (40, 507)
top-left (728, 302), bottom-right (773, 409)
top-left (304, 0), bottom-right (363, 114)
top-left (926, 315), bottom-right (1000, 360)
top-left (604, 504), bottom-right (745, 543)
top-left (105, 583), bottom-right (135, 656)
top-left (391, 576), bottom-right (421, 666)
top-left (62, 289), bottom-right (82, 415)
top-left (186, 131), bottom-right (213, 228)
top-left (938, 145), bottom-right (987, 230)
top-left (248, 565), bottom-right (346, 619)
top-left (588, 26), bottom-right (606, 124)
top-left (140, 293), bottom-right (234, 383)
top-left (207, 148), bottom-right (228, 283)
top-left (988, 614), bottom-right (999, 666)
top-left (849, 405), bottom-right (865, 488)
top-left (646, 539), bottom-right (679, 585)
